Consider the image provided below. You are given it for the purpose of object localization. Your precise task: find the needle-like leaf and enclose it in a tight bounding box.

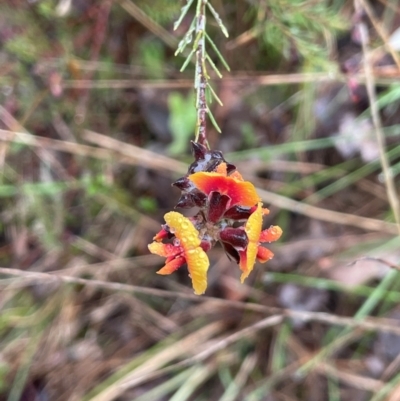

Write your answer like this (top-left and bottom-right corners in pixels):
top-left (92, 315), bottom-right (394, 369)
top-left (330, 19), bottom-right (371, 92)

top-left (206, 2), bottom-right (229, 37)
top-left (174, 0), bottom-right (195, 31)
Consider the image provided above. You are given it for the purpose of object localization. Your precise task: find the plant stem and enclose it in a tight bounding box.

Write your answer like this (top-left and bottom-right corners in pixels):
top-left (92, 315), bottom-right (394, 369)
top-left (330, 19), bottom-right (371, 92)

top-left (195, 0), bottom-right (208, 147)
top-left (175, 0), bottom-right (229, 145)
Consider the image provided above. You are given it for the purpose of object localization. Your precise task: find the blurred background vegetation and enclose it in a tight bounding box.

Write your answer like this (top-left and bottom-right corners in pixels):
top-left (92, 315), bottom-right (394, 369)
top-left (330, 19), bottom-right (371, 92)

top-left (0, 0), bottom-right (400, 400)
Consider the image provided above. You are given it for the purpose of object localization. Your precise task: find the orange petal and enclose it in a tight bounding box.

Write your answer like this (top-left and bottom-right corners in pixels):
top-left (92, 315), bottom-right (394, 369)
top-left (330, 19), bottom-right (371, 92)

top-left (259, 226), bottom-right (283, 243)
top-left (185, 247), bottom-right (210, 295)
top-left (256, 246), bottom-right (274, 263)
top-left (148, 242), bottom-right (181, 257)
top-left (188, 172), bottom-right (261, 207)
top-left (240, 202), bottom-right (263, 282)
top-left (157, 256), bottom-right (185, 275)
top-left (164, 212), bottom-right (201, 250)
top-left (215, 162), bottom-right (227, 175)
top-left (230, 171), bottom-right (243, 181)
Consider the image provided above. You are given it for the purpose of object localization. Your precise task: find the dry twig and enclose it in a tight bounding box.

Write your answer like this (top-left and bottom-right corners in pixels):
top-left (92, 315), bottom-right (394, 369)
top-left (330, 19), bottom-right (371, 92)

top-left (2, 267), bottom-right (400, 335)
top-left (356, 0), bottom-right (400, 234)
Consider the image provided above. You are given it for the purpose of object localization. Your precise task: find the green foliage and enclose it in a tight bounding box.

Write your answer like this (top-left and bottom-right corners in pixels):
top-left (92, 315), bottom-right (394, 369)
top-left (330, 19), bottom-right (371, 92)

top-left (84, 173), bottom-right (111, 197)
top-left (377, 84), bottom-right (400, 110)
top-left (136, 0), bottom-right (181, 24)
top-left (254, 0), bottom-right (347, 69)
top-left (2, 6), bottom-right (51, 64)
top-left (167, 91), bottom-right (197, 155)
top-left (5, 31), bottom-right (43, 64)
top-left (139, 39), bottom-right (165, 79)
top-left (241, 122), bottom-right (257, 148)
top-left (137, 196), bottom-right (157, 213)
top-left (37, 0), bottom-right (55, 18)
top-left (0, 361), bottom-right (9, 393)
top-left (271, 321), bottom-right (291, 372)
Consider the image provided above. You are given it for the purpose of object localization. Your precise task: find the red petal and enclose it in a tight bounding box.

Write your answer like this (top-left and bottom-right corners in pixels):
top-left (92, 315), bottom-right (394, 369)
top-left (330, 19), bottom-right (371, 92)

top-left (259, 226), bottom-right (283, 243)
top-left (238, 250), bottom-right (248, 280)
top-left (208, 192), bottom-right (231, 222)
top-left (153, 228), bottom-right (169, 242)
top-left (157, 256), bottom-right (186, 275)
top-left (256, 246), bottom-right (274, 263)
top-left (223, 205), bottom-right (252, 220)
top-left (219, 227), bottom-right (248, 250)
top-left (188, 173), bottom-right (260, 207)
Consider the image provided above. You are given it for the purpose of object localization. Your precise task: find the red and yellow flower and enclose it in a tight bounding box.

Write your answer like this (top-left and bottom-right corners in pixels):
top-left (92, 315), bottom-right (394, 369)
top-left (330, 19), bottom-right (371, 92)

top-left (237, 203), bottom-right (282, 282)
top-left (148, 142), bottom-right (282, 295)
top-left (149, 211), bottom-right (209, 295)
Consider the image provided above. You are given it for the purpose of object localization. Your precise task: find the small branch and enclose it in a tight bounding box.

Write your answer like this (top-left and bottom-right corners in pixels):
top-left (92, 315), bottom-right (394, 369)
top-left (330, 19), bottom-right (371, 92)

top-left (0, 126), bottom-right (398, 234)
top-left (2, 267), bottom-right (400, 335)
top-left (195, 0), bottom-right (208, 146)
top-left (175, 0), bottom-right (229, 146)
top-left (62, 72), bottom-right (400, 90)
top-left (358, 0), bottom-right (400, 71)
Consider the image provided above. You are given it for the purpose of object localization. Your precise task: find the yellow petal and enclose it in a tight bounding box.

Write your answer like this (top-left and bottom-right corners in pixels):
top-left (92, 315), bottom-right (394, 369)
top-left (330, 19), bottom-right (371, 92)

top-left (245, 202), bottom-right (263, 242)
top-left (164, 211), bottom-right (209, 295)
top-left (240, 202), bottom-right (263, 283)
top-left (185, 247), bottom-right (210, 295)
top-left (164, 212), bottom-right (201, 249)
top-left (148, 242), bottom-right (179, 257)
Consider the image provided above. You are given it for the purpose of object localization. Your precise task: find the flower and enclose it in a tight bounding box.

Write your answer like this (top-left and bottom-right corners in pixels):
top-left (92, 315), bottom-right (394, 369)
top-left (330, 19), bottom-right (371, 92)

top-left (188, 171), bottom-right (261, 207)
top-left (149, 142), bottom-right (282, 295)
top-left (148, 211), bottom-right (209, 295)
top-left (238, 203), bottom-right (282, 282)
top-left (218, 203), bottom-right (282, 282)
top-left (175, 161), bottom-right (261, 223)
